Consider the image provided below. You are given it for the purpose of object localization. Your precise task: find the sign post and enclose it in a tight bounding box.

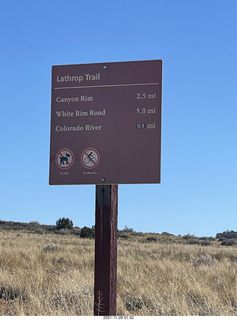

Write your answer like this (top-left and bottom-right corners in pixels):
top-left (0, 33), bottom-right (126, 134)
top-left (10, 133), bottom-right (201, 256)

top-left (94, 185), bottom-right (118, 316)
top-left (49, 60), bottom-right (162, 316)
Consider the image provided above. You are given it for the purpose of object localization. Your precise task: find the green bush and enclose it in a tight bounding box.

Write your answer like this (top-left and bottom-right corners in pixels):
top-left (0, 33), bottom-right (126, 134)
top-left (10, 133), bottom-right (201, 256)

top-left (80, 226), bottom-right (95, 239)
top-left (56, 217), bottom-right (73, 230)
top-left (221, 239), bottom-right (236, 246)
top-left (183, 233), bottom-right (197, 240)
top-left (216, 230), bottom-right (237, 239)
top-left (162, 232), bottom-right (174, 236)
top-left (146, 237), bottom-right (157, 242)
top-left (199, 236), bottom-right (216, 242)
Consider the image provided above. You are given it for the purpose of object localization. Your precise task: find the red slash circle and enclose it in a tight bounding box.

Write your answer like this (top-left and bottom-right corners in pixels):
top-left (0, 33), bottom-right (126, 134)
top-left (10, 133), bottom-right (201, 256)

top-left (56, 148), bottom-right (74, 169)
top-left (81, 148), bottom-right (100, 169)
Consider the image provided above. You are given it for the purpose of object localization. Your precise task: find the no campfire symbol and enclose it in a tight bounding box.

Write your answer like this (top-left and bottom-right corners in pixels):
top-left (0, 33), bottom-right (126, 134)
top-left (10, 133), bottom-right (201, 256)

top-left (56, 148), bottom-right (74, 169)
top-left (81, 148), bottom-right (100, 169)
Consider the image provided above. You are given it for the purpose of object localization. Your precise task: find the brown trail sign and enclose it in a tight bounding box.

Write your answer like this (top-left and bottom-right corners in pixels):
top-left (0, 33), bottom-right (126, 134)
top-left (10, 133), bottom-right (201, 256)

top-left (49, 60), bottom-right (162, 185)
top-left (49, 60), bottom-right (162, 315)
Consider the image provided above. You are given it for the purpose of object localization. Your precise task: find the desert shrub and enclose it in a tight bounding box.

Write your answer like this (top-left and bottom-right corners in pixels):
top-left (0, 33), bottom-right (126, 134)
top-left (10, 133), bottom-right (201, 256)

top-left (190, 254), bottom-right (218, 267)
top-left (221, 239), bottom-right (236, 246)
top-left (48, 284), bottom-right (93, 315)
top-left (68, 228), bottom-right (81, 236)
top-left (187, 239), bottom-right (200, 245)
top-left (162, 232), bottom-right (174, 236)
top-left (199, 236), bottom-right (216, 242)
top-left (132, 232), bottom-right (145, 237)
top-left (29, 221), bottom-right (40, 225)
top-left (123, 226), bottom-right (135, 233)
top-left (80, 227), bottom-right (95, 239)
top-left (56, 217), bottom-right (73, 230)
top-left (201, 240), bottom-right (211, 246)
top-left (0, 285), bottom-right (28, 302)
top-left (43, 243), bottom-right (59, 252)
top-left (35, 229), bottom-right (45, 235)
top-left (146, 237), bottom-right (157, 242)
top-left (125, 295), bottom-right (143, 311)
top-left (186, 292), bottom-right (210, 316)
top-left (119, 234), bottom-right (130, 239)
top-left (183, 233), bottom-right (197, 240)
top-left (216, 230), bottom-right (237, 239)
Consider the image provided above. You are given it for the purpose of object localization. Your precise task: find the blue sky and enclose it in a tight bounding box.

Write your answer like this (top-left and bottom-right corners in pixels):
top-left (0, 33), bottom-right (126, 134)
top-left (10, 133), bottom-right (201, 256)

top-left (0, 0), bottom-right (236, 237)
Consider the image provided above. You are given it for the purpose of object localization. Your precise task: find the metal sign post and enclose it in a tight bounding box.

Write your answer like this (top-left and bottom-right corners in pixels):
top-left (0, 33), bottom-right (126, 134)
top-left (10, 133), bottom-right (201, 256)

top-left (94, 185), bottom-right (118, 316)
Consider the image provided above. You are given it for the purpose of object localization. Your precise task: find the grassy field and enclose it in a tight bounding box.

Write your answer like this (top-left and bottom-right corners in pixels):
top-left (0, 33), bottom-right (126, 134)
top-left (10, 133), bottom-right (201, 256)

top-left (1, 229), bottom-right (237, 316)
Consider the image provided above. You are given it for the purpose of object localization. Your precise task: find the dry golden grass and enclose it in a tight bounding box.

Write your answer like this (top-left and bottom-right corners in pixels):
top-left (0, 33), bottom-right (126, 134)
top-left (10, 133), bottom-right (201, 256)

top-left (1, 230), bottom-right (237, 315)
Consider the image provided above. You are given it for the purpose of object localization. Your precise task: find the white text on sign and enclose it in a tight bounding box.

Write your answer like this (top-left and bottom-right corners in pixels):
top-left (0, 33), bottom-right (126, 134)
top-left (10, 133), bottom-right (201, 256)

top-left (56, 73), bottom-right (101, 83)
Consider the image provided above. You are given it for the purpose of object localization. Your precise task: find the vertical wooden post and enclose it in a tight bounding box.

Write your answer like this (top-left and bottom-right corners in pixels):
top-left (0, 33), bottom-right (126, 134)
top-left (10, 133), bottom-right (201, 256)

top-left (94, 185), bottom-right (118, 316)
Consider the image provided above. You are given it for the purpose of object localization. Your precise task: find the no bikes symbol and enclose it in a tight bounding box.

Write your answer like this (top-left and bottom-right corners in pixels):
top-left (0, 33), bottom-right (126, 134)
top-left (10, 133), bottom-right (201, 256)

top-left (81, 148), bottom-right (100, 169)
top-left (56, 148), bottom-right (74, 169)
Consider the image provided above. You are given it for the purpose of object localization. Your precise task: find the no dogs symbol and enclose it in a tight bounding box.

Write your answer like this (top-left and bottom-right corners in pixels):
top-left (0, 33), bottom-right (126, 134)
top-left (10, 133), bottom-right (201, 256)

top-left (56, 148), bottom-right (74, 169)
top-left (81, 148), bottom-right (100, 169)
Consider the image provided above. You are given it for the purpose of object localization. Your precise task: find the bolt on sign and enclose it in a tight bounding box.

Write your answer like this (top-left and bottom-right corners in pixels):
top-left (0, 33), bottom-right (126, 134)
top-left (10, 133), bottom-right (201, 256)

top-left (49, 60), bottom-right (162, 185)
